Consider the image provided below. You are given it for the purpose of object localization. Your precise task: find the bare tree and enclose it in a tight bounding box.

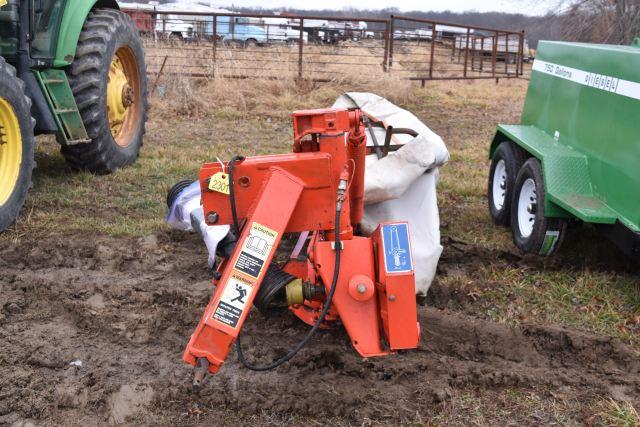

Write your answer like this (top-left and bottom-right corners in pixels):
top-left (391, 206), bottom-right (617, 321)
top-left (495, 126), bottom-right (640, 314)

top-left (556, 0), bottom-right (640, 44)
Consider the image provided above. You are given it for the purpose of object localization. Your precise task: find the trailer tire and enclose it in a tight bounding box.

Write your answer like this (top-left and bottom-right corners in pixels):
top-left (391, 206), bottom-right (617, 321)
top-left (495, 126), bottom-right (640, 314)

top-left (510, 158), bottom-right (566, 256)
top-left (0, 58), bottom-right (35, 232)
top-left (62, 8), bottom-right (147, 174)
top-left (488, 141), bottom-right (526, 226)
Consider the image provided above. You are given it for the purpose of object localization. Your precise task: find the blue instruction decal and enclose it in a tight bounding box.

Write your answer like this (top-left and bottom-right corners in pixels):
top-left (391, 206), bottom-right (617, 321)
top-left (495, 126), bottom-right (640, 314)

top-left (381, 223), bottom-right (413, 273)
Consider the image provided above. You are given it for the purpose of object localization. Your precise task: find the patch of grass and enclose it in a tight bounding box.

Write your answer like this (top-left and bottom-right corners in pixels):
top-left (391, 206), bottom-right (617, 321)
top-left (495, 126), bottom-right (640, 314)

top-left (429, 387), bottom-right (588, 426)
top-left (596, 399), bottom-right (640, 427)
top-left (436, 259), bottom-right (640, 352)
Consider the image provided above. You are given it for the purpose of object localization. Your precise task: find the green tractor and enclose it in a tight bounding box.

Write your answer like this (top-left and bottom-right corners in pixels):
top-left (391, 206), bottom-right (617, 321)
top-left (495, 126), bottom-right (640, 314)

top-left (0, 0), bottom-right (147, 231)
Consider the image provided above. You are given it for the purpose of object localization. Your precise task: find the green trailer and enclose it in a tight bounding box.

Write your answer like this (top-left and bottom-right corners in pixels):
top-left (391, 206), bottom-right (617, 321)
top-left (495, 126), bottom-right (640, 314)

top-left (487, 40), bottom-right (640, 260)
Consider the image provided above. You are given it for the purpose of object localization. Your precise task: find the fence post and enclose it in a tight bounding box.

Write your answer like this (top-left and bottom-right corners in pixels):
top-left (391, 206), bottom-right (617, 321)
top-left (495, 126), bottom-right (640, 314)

top-left (450, 34), bottom-right (456, 61)
top-left (388, 15), bottom-right (395, 70)
top-left (298, 18), bottom-right (304, 79)
top-left (480, 36), bottom-right (487, 73)
top-left (212, 14), bottom-right (217, 77)
top-left (505, 33), bottom-right (509, 75)
top-left (519, 30), bottom-right (525, 76)
top-left (429, 23), bottom-right (436, 79)
top-left (463, 27), bottom-right (470, 78)
top-left (491, 31), bottom-right (498, 78)
top-left (471, 35), bottom-right (475, 71)
top-left (383, 20), bottom-right (390, 72)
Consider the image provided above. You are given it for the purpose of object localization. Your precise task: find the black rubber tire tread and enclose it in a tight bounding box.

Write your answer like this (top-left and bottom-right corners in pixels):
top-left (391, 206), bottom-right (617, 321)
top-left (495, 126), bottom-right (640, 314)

top-left (488, 140), bottom-right (527, 226)
top-left (0, 57), bottom-right (35, 232)
top-left (510, 157), bottom-right (566, 256)
top-left (61, 8), bottom-right (148, 174)
top-left (166, 179), bottom-right (192, 209)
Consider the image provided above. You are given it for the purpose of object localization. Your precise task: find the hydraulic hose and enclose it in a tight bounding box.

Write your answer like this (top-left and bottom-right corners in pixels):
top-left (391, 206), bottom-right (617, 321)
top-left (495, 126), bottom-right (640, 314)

top-left (234, 167), bottom-right (347, 371)
top-left (235, 206), bottom-right (342, 371)
top-left (228, 155), bottom-right (245, 235)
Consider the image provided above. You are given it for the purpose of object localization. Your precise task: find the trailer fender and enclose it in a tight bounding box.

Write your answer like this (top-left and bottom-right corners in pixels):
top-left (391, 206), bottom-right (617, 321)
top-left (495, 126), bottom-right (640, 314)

top-left (489, 127), bottom-right (539, 161)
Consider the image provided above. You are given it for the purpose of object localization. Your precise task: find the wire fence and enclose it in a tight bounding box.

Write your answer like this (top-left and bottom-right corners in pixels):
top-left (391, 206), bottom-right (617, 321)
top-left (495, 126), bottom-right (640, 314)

top-left (123, 10), bottom-right (529, 85)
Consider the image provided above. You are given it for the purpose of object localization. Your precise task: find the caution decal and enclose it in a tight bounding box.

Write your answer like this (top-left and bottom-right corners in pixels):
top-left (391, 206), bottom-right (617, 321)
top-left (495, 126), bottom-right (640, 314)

top-left (233, 222), bottom-right (278, 279)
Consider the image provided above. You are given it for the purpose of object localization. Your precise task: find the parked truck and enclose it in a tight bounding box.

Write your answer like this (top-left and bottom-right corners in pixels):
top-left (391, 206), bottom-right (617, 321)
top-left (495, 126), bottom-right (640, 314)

top-left (487, 40), bottom-right (640, 260)
top-left (207, 15), bottom-right (267, 47)
top-left (261, 17), bottom-right (308, 44)
top-left (155, 14), bottom-right (194, 40)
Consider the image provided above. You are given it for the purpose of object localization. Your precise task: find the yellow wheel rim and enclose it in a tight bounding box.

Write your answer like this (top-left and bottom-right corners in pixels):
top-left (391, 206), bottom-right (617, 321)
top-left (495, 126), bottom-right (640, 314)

top-left (0, 96), bottom-right (22, 206)
top-left (107, 46), bottom-right (141, 147)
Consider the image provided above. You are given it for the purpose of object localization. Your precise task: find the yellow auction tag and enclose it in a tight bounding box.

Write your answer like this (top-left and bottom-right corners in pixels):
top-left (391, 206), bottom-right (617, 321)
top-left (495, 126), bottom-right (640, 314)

top-left (208, 171), bottom-right (230, 195)
top-left (0, 0), bottom-right (7, 7)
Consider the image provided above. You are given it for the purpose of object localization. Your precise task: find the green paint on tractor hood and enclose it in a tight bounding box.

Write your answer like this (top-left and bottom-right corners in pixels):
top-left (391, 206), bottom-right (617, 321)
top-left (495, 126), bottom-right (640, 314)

top-left (54, 0), bottom-right (119, 67)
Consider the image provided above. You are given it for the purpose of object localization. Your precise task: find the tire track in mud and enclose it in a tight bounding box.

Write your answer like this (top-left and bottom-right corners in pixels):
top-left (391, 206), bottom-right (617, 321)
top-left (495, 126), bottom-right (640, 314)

top-left (0, 233), bottom-right (638, 424)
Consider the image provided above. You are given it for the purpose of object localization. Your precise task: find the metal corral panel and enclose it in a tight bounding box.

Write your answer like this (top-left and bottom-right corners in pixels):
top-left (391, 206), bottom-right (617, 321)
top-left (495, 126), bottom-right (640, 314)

top-left (493, 41), bottom-right (640, 232)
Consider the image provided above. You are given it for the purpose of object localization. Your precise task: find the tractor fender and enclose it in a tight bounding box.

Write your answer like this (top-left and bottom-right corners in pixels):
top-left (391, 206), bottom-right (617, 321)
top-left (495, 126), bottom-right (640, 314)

top-left (53, 0), bottom-right (120, 68)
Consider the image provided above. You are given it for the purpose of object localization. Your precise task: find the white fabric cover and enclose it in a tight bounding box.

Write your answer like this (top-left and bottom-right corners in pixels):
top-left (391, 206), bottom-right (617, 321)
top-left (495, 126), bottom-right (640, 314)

top-left (166, 181), bottom-right (230, 269)
top-left (333, 92), bottom-right (449, 294)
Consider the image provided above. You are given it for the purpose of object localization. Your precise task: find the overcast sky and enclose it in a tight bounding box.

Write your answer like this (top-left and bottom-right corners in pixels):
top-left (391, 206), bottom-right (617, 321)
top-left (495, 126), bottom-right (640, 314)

top-left (217, 0), bottom-right (555, 15)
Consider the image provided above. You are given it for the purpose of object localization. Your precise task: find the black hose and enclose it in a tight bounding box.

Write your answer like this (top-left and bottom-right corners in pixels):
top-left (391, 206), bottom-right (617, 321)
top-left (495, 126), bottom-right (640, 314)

top-left (235, 200), bottom-right (343, 371)
top-left (228, 155), bottom-right (245, 235)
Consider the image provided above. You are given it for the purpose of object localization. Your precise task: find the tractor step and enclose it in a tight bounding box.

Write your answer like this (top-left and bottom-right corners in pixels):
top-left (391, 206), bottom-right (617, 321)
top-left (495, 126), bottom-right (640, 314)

top-left (34, 69), bottom-right (90, 146)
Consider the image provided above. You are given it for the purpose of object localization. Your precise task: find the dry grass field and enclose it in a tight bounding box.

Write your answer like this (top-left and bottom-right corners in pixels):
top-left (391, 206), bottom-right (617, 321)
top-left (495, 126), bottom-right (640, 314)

top-left (0, 70), bottom-right (638, 425)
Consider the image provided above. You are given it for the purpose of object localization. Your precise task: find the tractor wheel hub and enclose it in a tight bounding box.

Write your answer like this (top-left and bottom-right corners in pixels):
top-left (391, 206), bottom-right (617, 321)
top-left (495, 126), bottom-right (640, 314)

top-left (122, 85), bottom-right (134, 108)
top-left (107, 49), bottom-right (139, 145)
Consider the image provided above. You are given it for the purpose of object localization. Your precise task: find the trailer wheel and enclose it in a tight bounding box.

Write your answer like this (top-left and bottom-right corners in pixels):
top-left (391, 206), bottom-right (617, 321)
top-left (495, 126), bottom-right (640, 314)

top-left (488, 141), bottom-right (526, 226)
top-left (510, 158), bottom-right (566, 256)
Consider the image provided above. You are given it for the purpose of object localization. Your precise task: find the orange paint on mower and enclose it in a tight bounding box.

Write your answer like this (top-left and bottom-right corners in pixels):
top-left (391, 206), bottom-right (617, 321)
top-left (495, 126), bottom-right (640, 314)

top-left (183, 108), bottom-right (420, 376)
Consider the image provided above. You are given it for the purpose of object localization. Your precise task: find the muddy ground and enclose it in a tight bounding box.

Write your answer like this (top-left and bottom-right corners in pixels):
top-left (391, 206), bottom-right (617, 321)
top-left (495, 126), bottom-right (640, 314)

top-left (1, 231), bottom-right (638, 425)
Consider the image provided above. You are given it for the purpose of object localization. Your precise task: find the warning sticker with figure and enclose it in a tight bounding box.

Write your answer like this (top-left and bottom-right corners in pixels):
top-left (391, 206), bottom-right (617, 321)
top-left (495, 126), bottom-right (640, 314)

top-left (212, 276), bottom-right (253, 328)
top-left (233, 222), bottom-right (278, 279)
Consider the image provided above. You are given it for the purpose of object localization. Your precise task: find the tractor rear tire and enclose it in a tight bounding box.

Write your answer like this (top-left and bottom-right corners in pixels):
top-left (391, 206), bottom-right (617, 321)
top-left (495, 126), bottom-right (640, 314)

top-left (62, 8), bottom-right (148, 174)
top-left (0, 58), bottom-right (35, 232)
